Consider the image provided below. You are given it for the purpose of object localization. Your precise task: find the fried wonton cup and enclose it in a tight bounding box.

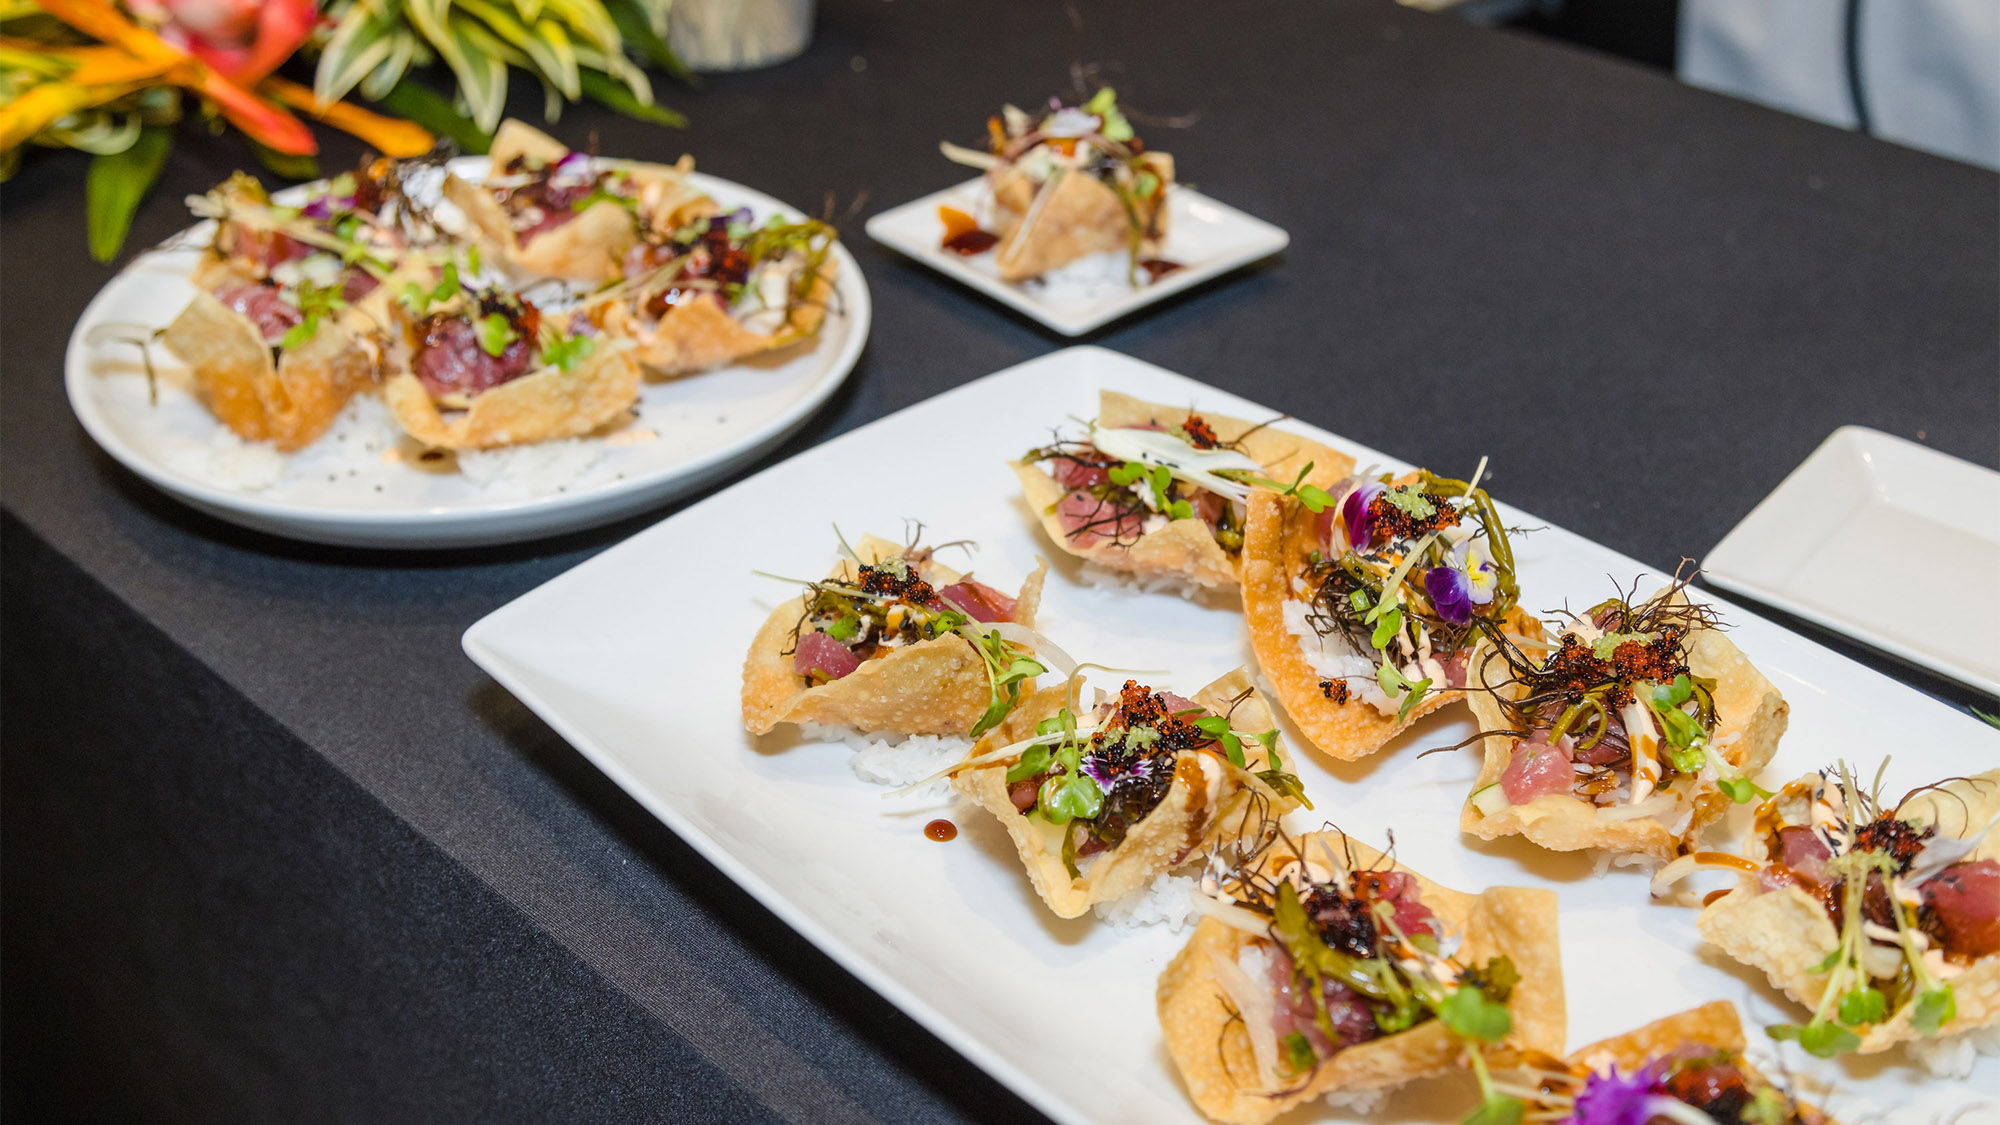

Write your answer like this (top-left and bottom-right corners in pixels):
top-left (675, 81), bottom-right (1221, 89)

top-left (160, 290), bottom-right (377, 451)
top-left (1697, 770), bottom-right (2000, 1054)
top-left (380, 331), bottom-right (641, 451)
top-left (741, 536), bottom-right (1049, 736)
top-left (1460, 593), bottom-right (1789, 864)
top-left (954, 668), bottom-right (1299, 919)
top-left (443, 120), bottom-right (709, 284)
top-left (1156, 830), bottom-right (1564, 1125)
top-left (1242, 485), bottom-right (1538, 762)
top-left (1016, 391), bottom-right (1354, 591)
top-left (1550, 1002), bottom-right (1834, 1124)
top-left (989, 153), bottom-right (1174, 282)
top-left (600, 261), bottom-right (838, 378)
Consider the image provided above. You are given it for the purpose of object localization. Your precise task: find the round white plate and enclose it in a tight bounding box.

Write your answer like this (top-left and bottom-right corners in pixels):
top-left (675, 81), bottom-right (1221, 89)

top-left (65, 162), bottom-right (871, 549)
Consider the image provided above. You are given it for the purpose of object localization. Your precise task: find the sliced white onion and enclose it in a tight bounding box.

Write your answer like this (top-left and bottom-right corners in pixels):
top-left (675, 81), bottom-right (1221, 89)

top-left (937, 141), bottom-right (1000, 169)
top-left (1209, 943), bottom-right (1280, 1087)
top-left (1189, 889), bottom-right (1272, 937)
top-left (1088, 427), bottom-right (1263, 505)
top-left (1598, 794), bottom-right (1682, 823)
top-left (990, 622), bottom-right (1076, 679)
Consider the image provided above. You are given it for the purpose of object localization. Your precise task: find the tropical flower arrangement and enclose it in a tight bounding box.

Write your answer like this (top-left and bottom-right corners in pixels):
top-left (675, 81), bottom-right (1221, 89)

top-left (0, 0), bottom-right (686, 261)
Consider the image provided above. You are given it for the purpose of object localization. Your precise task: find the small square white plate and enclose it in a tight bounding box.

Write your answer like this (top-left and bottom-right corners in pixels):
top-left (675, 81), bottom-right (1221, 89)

top-left (865, 178), bottom-right (1287, 336)
top-left (466, 349), bottom-right (1996, 1125)
top-left (1704, 426), bottom-right (2000, 696)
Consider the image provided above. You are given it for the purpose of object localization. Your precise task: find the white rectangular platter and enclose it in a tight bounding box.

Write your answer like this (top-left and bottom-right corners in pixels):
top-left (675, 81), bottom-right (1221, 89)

top-left (464, 346), bottom-right (2000, 1125)
top-left (1704, 425), bottom-right (2000, 697)
top-left (866, 179), bottom-right (1287, 336)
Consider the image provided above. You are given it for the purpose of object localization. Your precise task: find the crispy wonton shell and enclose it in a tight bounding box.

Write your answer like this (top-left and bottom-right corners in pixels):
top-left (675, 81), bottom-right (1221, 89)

top-left (1017, 391), bottom-right (1354, 591)
top-left (160, 290), bottom-right (376, 452)
top-left (443, 120), bottom-right (703, 283)
top-left (953, 667), bottom-right (1299, 919)
top-left (741, 536), bottom-right (1048, 736)
top-left (1556, 1002), bottom-right (1834, 1124)
top-left (1241, 487), bottom-right (1539, 761)
top-left (1697, 769), bottom-right (2000, 1053)
top-left (1156, 830), bottom-right (1564, 1125)
top-left (989, 153), bottom-right (1173, 282)
top-left (1459, 592), bottom-right (1789, 863)
top-left (380, 343), bottom-right (641, 451)
top-left (603, 261), bottom-right (838, 377)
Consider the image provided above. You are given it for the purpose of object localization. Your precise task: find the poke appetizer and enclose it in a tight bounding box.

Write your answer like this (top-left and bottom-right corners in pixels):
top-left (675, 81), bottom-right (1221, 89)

top-left (601, 207), bottom-right (839, 377)
top-left (742, 533), bottom-right (1050, 738)
top-left (442, 120), bottom-right (714, 283)
top-left (1155, 826), bottom-right (1563, 1124)
top-left (1242, 463), bottom-right (1539, 761)
top-left (1015, 391), bottom-right (1353, 591)
top-left (1504, 1001), bottom-right (1831, 1125)
top-left (380, 266), bottom-right (639, 451)
top-left (949, 668), bottom-right (1307, 919)
top-left (164, 169), bottom-right (426, 450)
top-left (938, 88), bottom-right (1175, 283)
top-left (130, 122), bottom-right (847, 468)
top-left (1460, 583), bottom-right (1790, 865)
top-left (1676, 764), bottom-right (1999, 1056)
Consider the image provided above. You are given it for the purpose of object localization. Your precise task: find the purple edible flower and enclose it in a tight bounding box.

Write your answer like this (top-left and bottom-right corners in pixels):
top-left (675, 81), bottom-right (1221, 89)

top-left (1425, 565), bottom-right (1474, 626)
top-left (301, 194), bottom-right (353, 220)
top-left (1452, 538), bottom-right (1498, 607)
top-left (1341, 481), bottom-right (1384, 550)
top-left (550, 150), bottom-right (593, 183)
top-left (1080, 751), bottom-right (1155, 791)
top-left (1567, 1065), bottom-right (1660, 1125)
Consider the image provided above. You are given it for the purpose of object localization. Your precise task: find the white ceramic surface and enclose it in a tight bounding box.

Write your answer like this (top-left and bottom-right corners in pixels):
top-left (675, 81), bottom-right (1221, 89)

top-left (865, 178), bottom-right (1287, 336)
top-left (1705, 426), bottom-right (2000, 697)
top-left (64, 163), bottom-right (871, 549)
top-left (465, 348), bottom-right (2000, 1125)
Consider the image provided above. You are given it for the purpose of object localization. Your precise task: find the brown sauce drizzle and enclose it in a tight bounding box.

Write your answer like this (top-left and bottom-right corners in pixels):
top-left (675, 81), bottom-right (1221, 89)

top-left (1139, 258), bottom-right (1183, 282)
top-left (938, 206), bottom-right (998, 255)
top-left (924, 818), bottom-right (957, 842)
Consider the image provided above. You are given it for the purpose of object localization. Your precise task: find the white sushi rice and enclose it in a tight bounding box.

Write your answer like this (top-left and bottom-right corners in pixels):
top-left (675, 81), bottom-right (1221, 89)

top-left (1093, 871), bottom-right (1202, 933)
top-left (159, 421), bottom-right (286, 491)
top-left (457, 437), bottom-right (605, 497)
top-left (1909, 1021), bottom-right (2000, 1079)
top-left (795, 722), bottom-right (971, 800)
top-left (1078, 561), bottom-right (1220, 602)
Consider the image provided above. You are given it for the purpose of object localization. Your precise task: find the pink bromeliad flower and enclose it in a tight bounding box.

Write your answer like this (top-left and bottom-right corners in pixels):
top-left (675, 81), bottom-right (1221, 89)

top-left (127, 0), bottom-right (318, 83)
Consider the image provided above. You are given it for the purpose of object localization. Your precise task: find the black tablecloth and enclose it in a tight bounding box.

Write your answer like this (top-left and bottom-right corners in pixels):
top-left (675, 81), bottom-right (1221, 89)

top-left (4, 1), bottom-right (1995, 1120)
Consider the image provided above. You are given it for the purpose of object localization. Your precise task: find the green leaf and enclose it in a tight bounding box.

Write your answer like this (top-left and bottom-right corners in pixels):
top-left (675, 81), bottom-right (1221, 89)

top-left (1280, 1031), bottom-right (1315, 1076)
top-left (578, 67), bottom-right (687, 128)
top-left (1718, 776), bottom-right (1768, 804)
top-left (476, 312), bottom-right (517, 356)
top-left (1370, 604), bottom-right (1403, 649)
top-left (825, 613), bottom-right (860, 641)
top-left (1914, 986), bottom-right (1957, 1034)
top-left (1006, 744), bottom-right (1053, 785)
top-left (1168, 499), bottom-right (1194, 521)
top-left (1296, 484), bottom-right (1334, 513)
top-left (602, 0), bottom-right (694, 82)
top-left (1133, 170), bottom-right (1159, 198)
top-left (85, 126), bottom-right (171, 263)
top-left (280, 315), bottom-right (320, 351)
top-left (540, 332), bottom-right (594, 371)
top-left (1837, 987), bottom-right (1888, 1027)
top-left (371, 78), bottom-right (492, 154)
top-left (1220, 733), bottom-right (1246, 769)
top-left (315, 3), bottom-right (399, 105)
top-left (1396, 677), bottom-right (1433, 723)
top-left (1107, 461), bottom-right (1144, 486)
top-left (1768, 1019), bottom-right (1859, 1058)
top-left (1037, 772), bottom-right (1103, 825)
top-left (1807, 946), bottom-right (1844, 973)
top-left (1438, 984), bottom-right (1513, 1044)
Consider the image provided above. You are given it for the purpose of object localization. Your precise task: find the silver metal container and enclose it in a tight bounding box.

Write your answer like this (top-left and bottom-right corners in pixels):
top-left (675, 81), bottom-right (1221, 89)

top-left (669, 0), bottom-right (816, 72)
